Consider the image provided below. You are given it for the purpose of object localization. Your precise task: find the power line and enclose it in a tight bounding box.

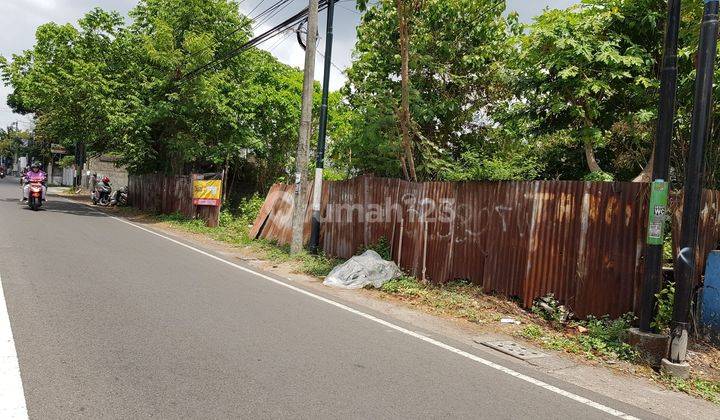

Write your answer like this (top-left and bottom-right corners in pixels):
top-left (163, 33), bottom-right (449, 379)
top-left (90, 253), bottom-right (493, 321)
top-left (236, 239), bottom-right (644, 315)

top-left (247, 0), bottom-right (272, 18)
top-left (184, 0), bottom-right (294, 62)
top-left (316, 50), bottom-right (344, 73)
top-left (181, 0), bottom-right (332, 82)
top-left (267, 29), bottom-right (295, 53)
top-left (253, 0), bottom-right (298, 30)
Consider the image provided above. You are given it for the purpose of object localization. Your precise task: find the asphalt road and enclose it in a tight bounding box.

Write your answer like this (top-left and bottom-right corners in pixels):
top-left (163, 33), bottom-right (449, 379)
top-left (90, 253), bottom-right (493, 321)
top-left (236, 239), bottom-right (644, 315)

top-left (0, 176), bottom-right (656, 419)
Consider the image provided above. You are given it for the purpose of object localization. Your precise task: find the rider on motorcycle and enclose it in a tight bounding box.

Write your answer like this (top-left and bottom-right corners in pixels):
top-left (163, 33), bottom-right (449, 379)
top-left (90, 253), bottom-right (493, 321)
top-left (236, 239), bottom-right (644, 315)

top-left (22, 162), bottom-right (47, 202)
top-left (92, 176), bottom-right (112, 204)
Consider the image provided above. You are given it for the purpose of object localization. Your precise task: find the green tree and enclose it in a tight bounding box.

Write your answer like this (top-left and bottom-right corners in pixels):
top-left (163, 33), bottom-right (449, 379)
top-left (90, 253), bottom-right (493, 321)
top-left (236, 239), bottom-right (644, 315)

top-left (1, 8), bottom-right (126, 163)
top-left (340, 0), bottom-right (509, 180)
top-left (502, 0), bottom-right (664, 181)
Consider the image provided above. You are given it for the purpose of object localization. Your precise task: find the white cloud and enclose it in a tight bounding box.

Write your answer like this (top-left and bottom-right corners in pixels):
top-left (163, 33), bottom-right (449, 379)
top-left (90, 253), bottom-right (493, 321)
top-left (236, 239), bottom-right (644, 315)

top-left (24, 0), bottom-right (58, 10)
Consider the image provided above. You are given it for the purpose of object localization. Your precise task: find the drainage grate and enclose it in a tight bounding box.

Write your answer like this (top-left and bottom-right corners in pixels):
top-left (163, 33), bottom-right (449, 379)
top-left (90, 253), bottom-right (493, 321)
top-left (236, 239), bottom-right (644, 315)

top-left (479, 340), bottom-right (547, 360)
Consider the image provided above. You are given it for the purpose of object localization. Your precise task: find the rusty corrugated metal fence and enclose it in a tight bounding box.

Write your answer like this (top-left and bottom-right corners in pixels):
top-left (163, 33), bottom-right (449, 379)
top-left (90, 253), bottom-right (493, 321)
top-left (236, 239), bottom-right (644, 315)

top-left (251, 176), bottom-right (720, 318)
top-left (128, 174), bottom-right (221, 227)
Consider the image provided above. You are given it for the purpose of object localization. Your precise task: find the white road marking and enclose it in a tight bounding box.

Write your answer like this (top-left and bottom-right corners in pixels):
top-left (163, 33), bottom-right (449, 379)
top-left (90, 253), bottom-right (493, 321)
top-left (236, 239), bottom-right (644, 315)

top-left (107, 214), bottom-right (640, 420)
top-left (0, 275), bottom-right (29, 419)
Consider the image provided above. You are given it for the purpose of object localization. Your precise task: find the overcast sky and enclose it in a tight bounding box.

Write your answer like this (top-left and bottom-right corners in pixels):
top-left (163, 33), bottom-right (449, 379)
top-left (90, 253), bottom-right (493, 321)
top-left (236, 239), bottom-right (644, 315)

top-left (0, 0), bottom-right (578, 129)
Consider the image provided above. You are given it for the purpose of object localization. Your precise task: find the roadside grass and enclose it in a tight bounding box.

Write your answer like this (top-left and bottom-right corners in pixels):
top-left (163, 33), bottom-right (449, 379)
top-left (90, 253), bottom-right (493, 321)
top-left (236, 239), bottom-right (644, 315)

top-left (378, 277), bottom-right (720, 405)
top-left (154, 210), bottom-right (342, 278)
top-left (377, 277), bottom-right (523, 325)
top-left (662, 375), bottom-right (720, 404)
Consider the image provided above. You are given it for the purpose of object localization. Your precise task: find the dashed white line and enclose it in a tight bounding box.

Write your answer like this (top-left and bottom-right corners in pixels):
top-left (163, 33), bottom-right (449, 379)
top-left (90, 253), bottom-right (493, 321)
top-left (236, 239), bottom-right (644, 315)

top-left (0, 274), bottom-right (29, 419)
top-left (108, 214), bottom-right (640, 420)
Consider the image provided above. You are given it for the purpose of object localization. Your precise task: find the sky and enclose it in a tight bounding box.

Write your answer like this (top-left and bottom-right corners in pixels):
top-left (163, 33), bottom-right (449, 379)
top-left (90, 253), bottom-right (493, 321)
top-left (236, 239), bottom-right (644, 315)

top-left (0, 0), bottom-right (578, 130)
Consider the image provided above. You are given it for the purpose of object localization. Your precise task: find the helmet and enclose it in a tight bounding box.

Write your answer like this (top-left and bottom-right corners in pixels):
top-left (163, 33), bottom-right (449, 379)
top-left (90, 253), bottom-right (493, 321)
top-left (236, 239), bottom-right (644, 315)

top-left (31, 161), bottom-right (41, 169)
top-left (102, 176), bottom-right (110, 183)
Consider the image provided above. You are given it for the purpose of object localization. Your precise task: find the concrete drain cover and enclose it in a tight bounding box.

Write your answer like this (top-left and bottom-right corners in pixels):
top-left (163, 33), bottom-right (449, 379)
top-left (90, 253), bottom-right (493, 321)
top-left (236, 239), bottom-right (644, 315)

top-left (479, 340), bottom-right (547, 360)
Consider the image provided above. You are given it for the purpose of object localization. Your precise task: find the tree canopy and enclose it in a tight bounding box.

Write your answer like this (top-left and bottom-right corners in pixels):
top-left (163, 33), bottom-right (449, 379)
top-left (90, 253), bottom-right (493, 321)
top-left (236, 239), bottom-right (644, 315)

top-left (2, 0), bottom-right (720, 191)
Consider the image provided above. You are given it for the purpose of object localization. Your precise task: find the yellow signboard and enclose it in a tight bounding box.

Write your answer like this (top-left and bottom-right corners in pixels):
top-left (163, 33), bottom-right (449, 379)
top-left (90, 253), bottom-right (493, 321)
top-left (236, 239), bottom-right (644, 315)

top-left (193, 180), bottom-right (222, 206)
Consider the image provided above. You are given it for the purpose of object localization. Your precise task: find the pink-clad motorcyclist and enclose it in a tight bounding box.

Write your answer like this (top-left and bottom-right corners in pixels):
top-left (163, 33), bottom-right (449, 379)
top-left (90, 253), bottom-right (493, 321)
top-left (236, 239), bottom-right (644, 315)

top-left (22, 161), bottom-right (47, 202)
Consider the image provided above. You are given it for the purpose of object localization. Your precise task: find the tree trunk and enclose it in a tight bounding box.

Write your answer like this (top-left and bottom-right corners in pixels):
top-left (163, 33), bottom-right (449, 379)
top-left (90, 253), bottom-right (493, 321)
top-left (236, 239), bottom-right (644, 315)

top-left (633, 148), bottom-right (655, 182)
top-left (400, 154), bottom-right (409, 181)
top-left (584, 139), bottom-right (602, 173)
top-left (396, 0), bottom-right (417, 182)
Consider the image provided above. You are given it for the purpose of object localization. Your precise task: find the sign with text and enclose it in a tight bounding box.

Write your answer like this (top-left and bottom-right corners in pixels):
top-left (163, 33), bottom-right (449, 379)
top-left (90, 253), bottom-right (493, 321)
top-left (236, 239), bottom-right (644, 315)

top-left (193, 179), bottom-right (222, 207)
top-left (646, 180), bottom-right (669, 245)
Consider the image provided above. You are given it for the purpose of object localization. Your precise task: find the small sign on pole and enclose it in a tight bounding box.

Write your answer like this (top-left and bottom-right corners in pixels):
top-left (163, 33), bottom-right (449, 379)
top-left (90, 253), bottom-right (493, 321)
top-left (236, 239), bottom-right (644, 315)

top-left (646, 180), bottom-right (670, 245)
top-left (192, 178), bottom-right (222, 207)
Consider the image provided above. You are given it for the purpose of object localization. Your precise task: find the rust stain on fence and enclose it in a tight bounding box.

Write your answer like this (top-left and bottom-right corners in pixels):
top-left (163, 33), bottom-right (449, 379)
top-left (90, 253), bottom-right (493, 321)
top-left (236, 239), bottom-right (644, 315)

top-left (251, 176), bottom-right (720, 318)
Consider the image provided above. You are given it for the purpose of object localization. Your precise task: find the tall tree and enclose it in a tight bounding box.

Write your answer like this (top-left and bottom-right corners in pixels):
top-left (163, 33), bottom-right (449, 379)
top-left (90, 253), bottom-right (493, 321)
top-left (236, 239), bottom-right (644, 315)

top-left (343, 0), bottom-right (508, 180)
top-left (502, 0), bottom-right (664, 180)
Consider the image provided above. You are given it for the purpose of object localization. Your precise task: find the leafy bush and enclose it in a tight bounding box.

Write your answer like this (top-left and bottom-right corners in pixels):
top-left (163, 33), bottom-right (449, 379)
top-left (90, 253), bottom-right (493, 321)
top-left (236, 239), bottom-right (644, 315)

top-left (576, 314), bottom-right (637, 361)
top-left (652, 282), bottom-right (675, 332)
top-left (237, 193), bottom-right (264, 222)
top-left (298, 252), bottom-right (340, 277)
top-left (58, 155), bottom-right (76, 168)
top-left (361, 236), bottom-right (392, 261)
top-left (521, 324), bottom-right (544, 340)
top-left (582, 171), bottom-right (615, 182)
top-left (381, 276), bottom-right (424, 296)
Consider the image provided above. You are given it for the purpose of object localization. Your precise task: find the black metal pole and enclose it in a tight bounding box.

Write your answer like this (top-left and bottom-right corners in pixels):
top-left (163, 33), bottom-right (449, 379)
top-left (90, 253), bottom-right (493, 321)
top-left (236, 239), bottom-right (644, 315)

top-left (639, 0), bottom-right (682, 333)
top-left (309, 0), bottom-right (335, 254)
top-left (669, 0), bottom-right (719, 364)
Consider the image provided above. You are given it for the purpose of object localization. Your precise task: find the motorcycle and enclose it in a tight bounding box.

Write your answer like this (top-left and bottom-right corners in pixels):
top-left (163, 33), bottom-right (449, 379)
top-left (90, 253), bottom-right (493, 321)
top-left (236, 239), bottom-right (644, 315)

top-left (110, 186), bottom-right (128, 207)
top-left (27, 181), bottom-right (44, 211)
top-left (0, 168), bottom-right (5, 179)
top-left (92, 183), bottom-right (112, 206)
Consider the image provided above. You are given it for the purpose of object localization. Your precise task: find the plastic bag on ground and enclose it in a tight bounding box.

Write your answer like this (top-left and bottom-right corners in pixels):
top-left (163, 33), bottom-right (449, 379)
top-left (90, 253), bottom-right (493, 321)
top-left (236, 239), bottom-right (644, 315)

top-left (323, 250), bottom-right (403, 289)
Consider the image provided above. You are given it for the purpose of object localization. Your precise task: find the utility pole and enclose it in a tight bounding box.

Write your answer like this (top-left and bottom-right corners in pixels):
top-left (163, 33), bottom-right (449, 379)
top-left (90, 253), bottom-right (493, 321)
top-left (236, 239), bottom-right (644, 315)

top-left (638, 0), bottom-right (681, 333)
top-left (290, 0), bottom-right (320, 254)
top-left (309, 0), bottom-right (336, 254)
top-left (662, 0), bottom-right (719, 379)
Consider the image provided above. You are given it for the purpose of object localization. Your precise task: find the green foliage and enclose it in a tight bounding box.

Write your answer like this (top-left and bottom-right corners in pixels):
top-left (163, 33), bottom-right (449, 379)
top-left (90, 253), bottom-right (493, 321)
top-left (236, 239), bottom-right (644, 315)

top-left (361, 236), bottom-right (392, 260)
top-left (1, 1), bottom-right (308, 192)
top-left (7, 0), bottom-right (720, 190)
top-left (522, 313), bottom-right (638, 362)
top-left (380, 276), bottom-right (424, 296)
top-left (663, 375), bottom-right (720, 404)
top-left (441, 150), bottom-right (541, 182)
top-left (501, 0), bottom-right (663, 180)
top-left (520, 324), bottom-right (544, 340)
top-left (236, 193), bottom-right (264, 221)
top-left (58, 155), bottom-right (76, 169)
top-left (339, 0), bottom-right (509, 179)
top-left (652, 282), bottom-right (675, 332)
top-left (157, 210), bottom-right (341, 276)
top-left (299, 252), bottom-right (340, 277)
top-left (582, 171), bottom-right (615, 182)
top-left (575, 314), bottom-right (637, 361)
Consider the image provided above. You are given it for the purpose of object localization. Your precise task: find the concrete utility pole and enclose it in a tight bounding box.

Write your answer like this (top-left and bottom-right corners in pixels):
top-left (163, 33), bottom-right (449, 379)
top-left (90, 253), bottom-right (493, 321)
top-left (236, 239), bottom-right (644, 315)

top-left (662, 0), bottom-right (719, 379)
top-left (638, 0), bottom-right (682, 333)
top-left (290, 0), bottom-right (320, 254)
top-left (309, 0), bottom-right (336, 254)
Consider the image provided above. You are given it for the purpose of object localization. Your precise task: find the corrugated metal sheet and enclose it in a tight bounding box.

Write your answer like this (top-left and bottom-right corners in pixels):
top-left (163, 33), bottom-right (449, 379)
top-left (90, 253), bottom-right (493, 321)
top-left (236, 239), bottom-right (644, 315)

top-left (128, 174), bottom-right (220, 226)
top-left (250, 176), bottom-right (720, 318)
top-left (671, 189), bottom-right (720, 286)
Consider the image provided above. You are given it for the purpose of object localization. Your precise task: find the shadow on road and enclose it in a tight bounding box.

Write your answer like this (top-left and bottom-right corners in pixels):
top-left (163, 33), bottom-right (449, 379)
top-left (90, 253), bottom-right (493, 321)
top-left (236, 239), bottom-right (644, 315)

top-left (40, 200), bottom-right (107, 218)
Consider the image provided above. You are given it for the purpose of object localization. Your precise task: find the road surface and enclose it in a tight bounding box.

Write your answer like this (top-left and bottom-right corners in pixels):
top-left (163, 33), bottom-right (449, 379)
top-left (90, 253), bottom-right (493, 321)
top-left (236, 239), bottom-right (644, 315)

top-left (0, 177), bottom-right (655, 419)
